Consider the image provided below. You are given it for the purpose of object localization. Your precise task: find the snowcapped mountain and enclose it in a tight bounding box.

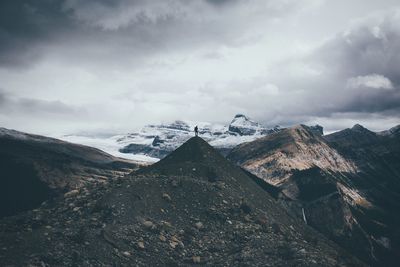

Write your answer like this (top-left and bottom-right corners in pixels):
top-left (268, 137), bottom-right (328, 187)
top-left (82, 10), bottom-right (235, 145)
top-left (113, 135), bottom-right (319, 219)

top-left (228, 114), bottom-right (270, 135)
top-left (60, 114), bottom-right (282, 162)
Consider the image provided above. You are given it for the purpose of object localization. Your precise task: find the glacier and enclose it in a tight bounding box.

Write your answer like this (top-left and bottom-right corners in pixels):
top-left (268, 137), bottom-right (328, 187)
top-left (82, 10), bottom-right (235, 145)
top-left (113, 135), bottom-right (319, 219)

top-left (59, 114), bottom-right (282, 162)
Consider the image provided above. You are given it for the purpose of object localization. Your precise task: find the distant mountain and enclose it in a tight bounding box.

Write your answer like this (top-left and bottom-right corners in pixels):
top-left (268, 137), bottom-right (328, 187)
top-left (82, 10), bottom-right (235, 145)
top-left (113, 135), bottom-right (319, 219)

top-left (378, 124), bottom-right (400, 137)
top-left (228, 114), bottom-right (274, 135)
top-left (228, 124), bottom-right (400, 266)
top-left (0, 127), bottom-right (139, 218)
top-left (0, 137), bottom-right (362, 266)
top-left (61, 114), bottom-right (283, 161)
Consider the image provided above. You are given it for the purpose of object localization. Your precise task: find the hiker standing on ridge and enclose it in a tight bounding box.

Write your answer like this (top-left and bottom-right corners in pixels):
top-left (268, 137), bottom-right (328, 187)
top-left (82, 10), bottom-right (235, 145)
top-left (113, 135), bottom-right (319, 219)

top-left (194, 125), bottom-right (199, 136)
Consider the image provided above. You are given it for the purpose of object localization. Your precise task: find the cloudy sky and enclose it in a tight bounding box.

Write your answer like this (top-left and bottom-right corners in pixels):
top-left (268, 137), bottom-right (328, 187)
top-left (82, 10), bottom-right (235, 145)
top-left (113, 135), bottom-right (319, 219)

top-left (1, 0), bottom-right (400, 135)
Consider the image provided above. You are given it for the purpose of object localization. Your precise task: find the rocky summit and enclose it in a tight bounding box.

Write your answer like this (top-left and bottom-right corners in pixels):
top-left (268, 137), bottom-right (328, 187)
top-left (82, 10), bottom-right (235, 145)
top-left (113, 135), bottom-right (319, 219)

top-left (0, 136), bottom-right (362, 266)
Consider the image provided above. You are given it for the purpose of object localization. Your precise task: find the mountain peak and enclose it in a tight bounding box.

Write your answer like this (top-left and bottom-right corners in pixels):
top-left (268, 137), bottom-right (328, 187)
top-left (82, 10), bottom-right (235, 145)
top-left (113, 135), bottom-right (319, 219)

top-left (351, 123), bottom-right (369, 132)
top-left (233, 114), bottom-right (248, 119)
top-left (350, 124), bottom-right (377, 137)
top-left (138, 136), bottom-right (230, 178)
top-left (350, 123), bottom-right (376, 136)
top-left (229, 114), bottom-right (264, 136)
top-left (139, 136), bottom-right (275, 188)
top-left (291, 124), bottom-right (323, 136)
top-left (161, 136), bottom-right (217, 163)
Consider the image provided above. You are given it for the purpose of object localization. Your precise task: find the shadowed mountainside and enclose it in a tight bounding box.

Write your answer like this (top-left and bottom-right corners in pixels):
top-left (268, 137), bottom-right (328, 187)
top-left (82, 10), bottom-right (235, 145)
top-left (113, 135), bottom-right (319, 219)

top-left (0, 127), bottom-right (139, 218)
top-left (228, 124), bottom-right (400, 266)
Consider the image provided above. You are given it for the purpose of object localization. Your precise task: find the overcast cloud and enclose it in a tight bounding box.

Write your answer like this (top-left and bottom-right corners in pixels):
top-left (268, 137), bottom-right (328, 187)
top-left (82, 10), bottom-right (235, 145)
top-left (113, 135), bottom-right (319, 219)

top-left (0, 0), bottom-right (399, 135)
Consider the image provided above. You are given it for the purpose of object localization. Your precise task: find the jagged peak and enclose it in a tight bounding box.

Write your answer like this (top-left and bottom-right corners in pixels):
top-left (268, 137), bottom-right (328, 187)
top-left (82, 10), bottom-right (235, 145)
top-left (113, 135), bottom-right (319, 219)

top-left (229, 114), bottom-right (264, 136)
top-left (278, 124), bottom-right (325, 142)
top-left (230, 114), bottom-right (256, 125)
top-left (233, 114), bottom-right (248, 119)
top-left (350, 124), bottom-right (377, 136)
top-left (291, 124), bottom-right (315, 133)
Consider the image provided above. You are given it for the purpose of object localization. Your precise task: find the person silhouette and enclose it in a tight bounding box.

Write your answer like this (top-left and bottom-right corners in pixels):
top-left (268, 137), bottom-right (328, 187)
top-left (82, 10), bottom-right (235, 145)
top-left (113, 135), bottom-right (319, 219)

top-left (194, 125), bottom-right (199, 136)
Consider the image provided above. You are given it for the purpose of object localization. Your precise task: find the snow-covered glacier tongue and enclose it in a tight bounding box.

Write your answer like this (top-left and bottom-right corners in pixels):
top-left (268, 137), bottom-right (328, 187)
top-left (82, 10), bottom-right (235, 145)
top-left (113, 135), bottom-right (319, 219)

top-left (60, 115), bottom-right (282, 162)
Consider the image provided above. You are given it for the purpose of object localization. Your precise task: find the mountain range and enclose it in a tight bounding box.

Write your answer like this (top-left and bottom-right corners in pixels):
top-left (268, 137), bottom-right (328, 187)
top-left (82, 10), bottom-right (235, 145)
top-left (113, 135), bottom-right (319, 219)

top-left (0, 121), bottom-right (399, 266)
top-left (0, 136), bottom-right (363, 266)
top-left (60, 114), bottom-right (283, 162)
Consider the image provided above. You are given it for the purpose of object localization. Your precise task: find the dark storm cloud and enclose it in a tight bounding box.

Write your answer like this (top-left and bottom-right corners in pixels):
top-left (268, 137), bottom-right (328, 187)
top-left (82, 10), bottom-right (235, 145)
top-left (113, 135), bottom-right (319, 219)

top-left (0, 89), bottom-right (84, 116)
top-left (315, 16), bottom-right (400, 114)
top-left (0, 0), bottom-right (223, 68)
top-left (0, 0), bottom-right (176, 67)
top-left (1, 1), bottom-right (399, 135)
top-left (0, 0), bottom-right (74, 67)
top-left (264, 11), bottom-right (400, 126)
top-left (0, 0), bottom-right (305, 69)
top-left (309, 15), bottom-right (400, 85)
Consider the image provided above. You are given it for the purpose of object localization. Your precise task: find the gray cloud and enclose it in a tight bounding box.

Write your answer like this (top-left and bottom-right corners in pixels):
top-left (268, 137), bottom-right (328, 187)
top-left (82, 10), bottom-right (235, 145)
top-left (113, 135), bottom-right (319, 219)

top-left (250, 10), bottom-right (400, 129)
top-left (0, 0), bottom-right (316, 69)
top-left (0, 0), bottom-right (74, 68)
top-left (0, 89), bottom-right (85, 116)
top-left (0, 1), bottom-right (399, 135)
top-left (311, 12), bottom-right (400, 114)
top-left (312, 18), bottom-right (400, 85)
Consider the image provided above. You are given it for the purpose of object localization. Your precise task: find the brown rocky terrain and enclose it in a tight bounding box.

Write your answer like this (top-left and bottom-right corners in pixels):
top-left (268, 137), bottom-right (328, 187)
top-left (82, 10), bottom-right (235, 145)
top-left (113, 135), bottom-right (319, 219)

top-left (228, 125), bottom-right (357, 186)
top-left (228, 124), bottom-right (400, 266)
top-left (0, 127), bottom-right (140, 218)
top-left (0, 137), bottom-right (363, 266)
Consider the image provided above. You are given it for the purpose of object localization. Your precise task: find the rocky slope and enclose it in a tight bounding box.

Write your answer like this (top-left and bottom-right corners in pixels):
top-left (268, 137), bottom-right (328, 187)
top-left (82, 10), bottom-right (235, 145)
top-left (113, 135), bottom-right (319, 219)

top-left (61, 114), bottom-right (282, 161)
top-left (324, 124), bottom-right (400, 265)
top-left (228, 125), bottom-right (357, 186)
top-left (228, 124), bottom-right (400, 266)
top-left (0, 127), bottom-right (140, 219)
top-left (0, 137), bottom-right (363, 266)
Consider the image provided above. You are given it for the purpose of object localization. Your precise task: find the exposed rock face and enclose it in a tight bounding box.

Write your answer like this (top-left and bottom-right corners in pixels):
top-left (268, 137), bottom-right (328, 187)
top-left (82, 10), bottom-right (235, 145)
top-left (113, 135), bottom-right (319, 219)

top-left (280, 167), bottom-right (375, 262)
top-left (308, 124), bottom-right (324, 135)
top-left (228, 124), bottom-right (400, 266)
top-left (0, 127), bottom-right (139, 218)
top-left (0, 137), bottom-right (362, 266)
top-left (228, 125), bottom-right (357, 185)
